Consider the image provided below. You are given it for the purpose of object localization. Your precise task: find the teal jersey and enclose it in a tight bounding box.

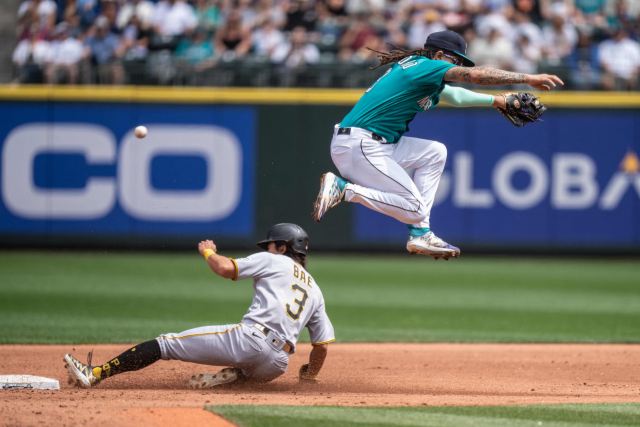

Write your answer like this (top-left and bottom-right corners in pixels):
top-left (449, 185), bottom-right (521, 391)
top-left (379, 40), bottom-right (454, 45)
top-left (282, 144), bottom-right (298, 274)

top-left (340, 56), bottom-right (456, 143)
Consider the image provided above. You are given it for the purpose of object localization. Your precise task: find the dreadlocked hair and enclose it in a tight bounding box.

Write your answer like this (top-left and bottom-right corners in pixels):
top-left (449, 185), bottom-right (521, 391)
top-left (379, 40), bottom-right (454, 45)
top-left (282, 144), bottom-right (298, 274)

top-left (367, 44), bottom-right (437, 70)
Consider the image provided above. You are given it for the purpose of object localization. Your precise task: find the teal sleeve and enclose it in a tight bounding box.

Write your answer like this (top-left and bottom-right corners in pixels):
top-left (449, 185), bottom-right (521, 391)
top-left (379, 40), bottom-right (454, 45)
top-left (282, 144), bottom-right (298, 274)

top-left (439, 85), bottom-right (494, 107)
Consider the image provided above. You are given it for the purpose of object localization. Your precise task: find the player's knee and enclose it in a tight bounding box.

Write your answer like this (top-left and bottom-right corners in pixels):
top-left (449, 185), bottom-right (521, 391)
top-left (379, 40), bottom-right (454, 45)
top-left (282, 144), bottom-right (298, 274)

top-left (402, 200), bottom-right (428, 224)
top-left (432, 142), bottom-right (447, 163)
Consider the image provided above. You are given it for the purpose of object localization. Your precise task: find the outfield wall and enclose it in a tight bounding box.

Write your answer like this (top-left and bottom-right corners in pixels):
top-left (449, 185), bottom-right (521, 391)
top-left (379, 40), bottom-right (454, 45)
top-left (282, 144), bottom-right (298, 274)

top-left (1, 86), bottom-right (639, 252)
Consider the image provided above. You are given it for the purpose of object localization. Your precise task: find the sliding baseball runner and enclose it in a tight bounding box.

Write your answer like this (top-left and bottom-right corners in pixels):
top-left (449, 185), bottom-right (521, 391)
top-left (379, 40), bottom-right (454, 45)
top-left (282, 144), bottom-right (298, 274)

top-left (312, 30), bottom-right (560, 260)
top-left (64, 224), bottom-right (335, 388)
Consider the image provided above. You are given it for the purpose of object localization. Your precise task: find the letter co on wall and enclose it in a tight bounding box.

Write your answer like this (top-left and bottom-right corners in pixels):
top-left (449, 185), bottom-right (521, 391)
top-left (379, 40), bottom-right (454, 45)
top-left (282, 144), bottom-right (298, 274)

top-left (0, 104), bottom-right (255, 236)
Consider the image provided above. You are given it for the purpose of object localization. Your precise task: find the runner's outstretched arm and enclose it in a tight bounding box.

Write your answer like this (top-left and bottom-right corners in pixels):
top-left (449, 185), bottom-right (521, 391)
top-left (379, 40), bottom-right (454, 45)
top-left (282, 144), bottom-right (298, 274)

top-left (444, 66), bottom-right (564, 90)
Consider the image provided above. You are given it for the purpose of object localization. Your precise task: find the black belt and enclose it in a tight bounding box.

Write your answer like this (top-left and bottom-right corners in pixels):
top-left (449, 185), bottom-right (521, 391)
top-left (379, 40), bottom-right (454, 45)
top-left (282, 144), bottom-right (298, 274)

top-left (337, 127), bottom-right (384, 142)
top-left (254, 323), bottom-right (292, 353)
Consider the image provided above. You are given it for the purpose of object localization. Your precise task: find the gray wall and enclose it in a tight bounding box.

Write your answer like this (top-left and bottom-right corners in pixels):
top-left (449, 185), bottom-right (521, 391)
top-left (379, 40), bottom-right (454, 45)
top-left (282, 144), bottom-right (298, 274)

top-left (0, 0), bottom-right (21, 83)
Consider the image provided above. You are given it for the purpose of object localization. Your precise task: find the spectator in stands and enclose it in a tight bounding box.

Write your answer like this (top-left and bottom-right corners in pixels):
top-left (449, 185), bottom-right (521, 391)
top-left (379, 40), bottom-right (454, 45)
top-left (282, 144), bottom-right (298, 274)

top-left (567, 30), bottom-right (600, 89)
top-left (346, 0), bottom-right (384, 16)
top-left (475, 10), bottom-right (512, 40)
top-left (61, 0), bottom-right (82, 38)
top-left (122, 15), bottom-right (151, 59)
top-left (17, 12), bottom-right (51, 42)
top-left (153, 0), bottom-right (198, 36)
top-left (76, 0), bottom-right (99, 29)
top-left (512, 10), bottom-right (543, 48)
top-left (512, 33), bottom-right (541, 73)
top-left (468, 26), bottom-right (515, 69)
top-left (407, 9), bottom-right (446, 49)
top-left (271, 26), bottom-right (320, 68)
top-left (253, 19), bottom-right (285, 56)
top-left (175, 29), bottom-right (216, 71)
top-left (214, 8), bottom-right (253, 60)
top-left (101, 1), bottom-right (120, 34)
top-left (84, 15), bottom-right (125, 84)
top-left (44, 22), bottom-right (85, 84)
top-left (17, 0), bottom-right (57, 32)
top-left (540, 4), bottom-right (578, 64)
top-left (253, 0), bottom-right (287, 29)
top-left (338, 14), bottom-right (377, 57)
top-left (193, 0), bottom-right (220, 33)
top-left (12, 26), bottom-right (51, 83)
top-left (606, 0), bottom-right (639, 39)
top-left (539, 0), bottom-right (575, 21)
top-left (574, 0), bottom-right (609, 35)
top-left (575, 0), bottom-right (606, 16)
top-left (383, 18), bottom-right (408, 49)
top-left (513, 0), bottom-right (543, 23)
top-left (233, 0), bottom-right (254, 28)
top-left (598, 27), bottom-right (640, 90)
top-left (283, 0), bottom-right (318, 31)
top-left (116, 0), bottom-right (156, 32)
top-left (383, 0), bottom-right (412, 23)
top-left (344, 32), bottom-right (385, 63)
top-left (318, 0), bottom-right (349, 22)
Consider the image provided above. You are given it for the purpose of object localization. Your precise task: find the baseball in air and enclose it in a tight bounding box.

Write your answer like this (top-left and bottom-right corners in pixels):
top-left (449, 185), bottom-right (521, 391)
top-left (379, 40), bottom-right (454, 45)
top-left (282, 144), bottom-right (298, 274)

top-left (134, 126), bottom-right (148, 139)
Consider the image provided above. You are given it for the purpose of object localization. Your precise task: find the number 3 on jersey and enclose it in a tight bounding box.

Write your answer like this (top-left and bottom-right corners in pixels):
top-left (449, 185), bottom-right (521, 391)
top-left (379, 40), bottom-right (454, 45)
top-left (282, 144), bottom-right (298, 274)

top-left (285, 284), bottom-right (308, 321)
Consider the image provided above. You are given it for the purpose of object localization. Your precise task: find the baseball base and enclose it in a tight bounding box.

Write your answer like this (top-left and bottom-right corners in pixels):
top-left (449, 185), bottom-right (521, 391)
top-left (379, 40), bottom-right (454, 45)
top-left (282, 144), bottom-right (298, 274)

top-left (0, 375), bottom-right (59, 390)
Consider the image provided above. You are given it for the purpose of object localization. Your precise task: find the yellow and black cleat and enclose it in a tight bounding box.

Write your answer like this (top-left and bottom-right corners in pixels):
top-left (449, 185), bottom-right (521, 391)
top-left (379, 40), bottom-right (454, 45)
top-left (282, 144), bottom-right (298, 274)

top-left (63, 354), bottom-right (101, 388)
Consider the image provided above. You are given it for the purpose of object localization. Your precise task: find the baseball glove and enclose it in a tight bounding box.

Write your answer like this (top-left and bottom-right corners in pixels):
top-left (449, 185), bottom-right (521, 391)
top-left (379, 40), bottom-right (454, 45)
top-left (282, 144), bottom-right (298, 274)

top-left (298, 364), bottom-right (320, 383)
top-left (496, 92), bottom-right (548, 128)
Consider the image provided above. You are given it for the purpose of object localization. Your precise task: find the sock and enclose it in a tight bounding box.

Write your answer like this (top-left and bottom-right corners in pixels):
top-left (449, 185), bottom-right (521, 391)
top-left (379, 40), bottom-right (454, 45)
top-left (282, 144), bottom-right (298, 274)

top-left (92, 339), bottom-right (161, 379)
top-left (408, 225), bottom-right (430, 237)
top-left (337, 177), bottom-right (350, 201)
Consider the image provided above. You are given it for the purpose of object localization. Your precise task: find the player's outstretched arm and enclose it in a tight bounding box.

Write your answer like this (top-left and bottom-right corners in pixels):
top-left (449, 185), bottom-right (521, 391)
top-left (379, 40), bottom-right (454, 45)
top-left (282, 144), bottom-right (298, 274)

top-left (444, 66), bottom-right (564, 91)
top-left (198, 240), bottom-right (236, 279)
top-left (299, 344), bottom-right (329, 383)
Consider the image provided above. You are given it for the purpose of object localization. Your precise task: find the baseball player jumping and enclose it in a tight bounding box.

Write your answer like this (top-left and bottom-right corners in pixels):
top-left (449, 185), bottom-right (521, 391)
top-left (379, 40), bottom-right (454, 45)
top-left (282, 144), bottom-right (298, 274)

top-left (63, 224), bottom-right (335, 388)
top-left (312, 30), bottom-right (562, 260)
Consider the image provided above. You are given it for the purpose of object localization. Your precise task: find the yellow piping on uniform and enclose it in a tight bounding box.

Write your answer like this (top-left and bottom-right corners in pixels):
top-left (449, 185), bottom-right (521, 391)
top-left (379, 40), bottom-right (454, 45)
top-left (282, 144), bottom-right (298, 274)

top-left (229, 258), bottom-right (239, 281)
top-left (312, 338), bottom-right (335, 345)
top-left (158, 324), bottom-right (242, 340)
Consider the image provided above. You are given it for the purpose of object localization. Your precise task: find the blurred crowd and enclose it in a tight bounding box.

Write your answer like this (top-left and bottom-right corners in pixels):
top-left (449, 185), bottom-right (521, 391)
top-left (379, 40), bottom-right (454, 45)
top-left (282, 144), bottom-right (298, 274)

top-left (11, 0), bottom-right (640, 89)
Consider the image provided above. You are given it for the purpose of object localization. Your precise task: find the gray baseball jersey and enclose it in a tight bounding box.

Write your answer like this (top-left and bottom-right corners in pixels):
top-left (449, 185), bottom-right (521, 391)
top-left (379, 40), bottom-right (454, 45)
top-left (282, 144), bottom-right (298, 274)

top-left (156, 252), bottom-right (334, 382)
top-left (232, 252), bottom-right (335, 353)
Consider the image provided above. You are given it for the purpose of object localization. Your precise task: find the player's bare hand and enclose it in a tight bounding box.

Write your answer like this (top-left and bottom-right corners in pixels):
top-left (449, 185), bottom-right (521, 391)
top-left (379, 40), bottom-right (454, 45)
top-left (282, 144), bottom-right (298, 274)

top-left (298, 364), bottom-right (320, 384)
top-left (198, 240), bottom-right (217, 255)
top-left (525, 74), bottom-right (564, 90)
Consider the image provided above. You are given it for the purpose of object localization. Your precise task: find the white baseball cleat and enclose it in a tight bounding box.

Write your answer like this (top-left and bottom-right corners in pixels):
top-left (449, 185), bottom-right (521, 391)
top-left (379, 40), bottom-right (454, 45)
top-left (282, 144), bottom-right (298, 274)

top-left (187, 368), bottom-right (239, 389)
top-left (407, 232), bottom-right (460, 260)
top-left (312, 172), bottom-right (347, 222)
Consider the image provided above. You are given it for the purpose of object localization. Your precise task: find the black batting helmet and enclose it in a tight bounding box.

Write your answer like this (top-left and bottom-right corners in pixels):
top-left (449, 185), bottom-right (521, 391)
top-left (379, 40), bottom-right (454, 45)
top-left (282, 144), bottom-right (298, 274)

top-left (256, 223), bottom-right (309, 255)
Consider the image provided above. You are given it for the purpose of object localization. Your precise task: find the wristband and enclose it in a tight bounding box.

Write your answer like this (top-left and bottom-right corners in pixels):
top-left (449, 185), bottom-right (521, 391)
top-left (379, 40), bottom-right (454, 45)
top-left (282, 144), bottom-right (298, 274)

top-left (203, 249), bottom-right (215, 260)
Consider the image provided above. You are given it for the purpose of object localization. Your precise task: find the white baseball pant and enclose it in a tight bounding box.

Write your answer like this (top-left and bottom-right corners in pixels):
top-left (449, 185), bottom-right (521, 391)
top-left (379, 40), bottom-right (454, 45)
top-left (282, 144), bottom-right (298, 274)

top-left (156, 323), bottom-right (289, 382)
top-left (330, 125), bottom-right (447, 229)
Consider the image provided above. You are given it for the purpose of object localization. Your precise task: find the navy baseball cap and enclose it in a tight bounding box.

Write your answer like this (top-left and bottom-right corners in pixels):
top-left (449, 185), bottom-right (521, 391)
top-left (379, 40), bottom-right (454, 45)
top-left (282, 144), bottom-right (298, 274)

top-left (424, 30), bottom-right (475, 67)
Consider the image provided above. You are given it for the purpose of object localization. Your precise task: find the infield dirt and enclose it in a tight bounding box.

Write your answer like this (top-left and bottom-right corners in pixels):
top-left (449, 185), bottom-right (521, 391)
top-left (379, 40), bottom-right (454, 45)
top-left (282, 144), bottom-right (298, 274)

top-left (2, 343), bottom-right (640, 426)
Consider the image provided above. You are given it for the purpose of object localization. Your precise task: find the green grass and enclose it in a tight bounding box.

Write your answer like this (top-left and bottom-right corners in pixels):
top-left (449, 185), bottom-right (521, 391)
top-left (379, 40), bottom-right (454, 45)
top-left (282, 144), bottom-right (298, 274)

top-left (207, 403), bottom-right (640, 427)
top-left (0, 251), bottom-right (639, 343)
